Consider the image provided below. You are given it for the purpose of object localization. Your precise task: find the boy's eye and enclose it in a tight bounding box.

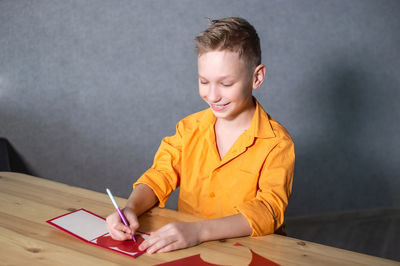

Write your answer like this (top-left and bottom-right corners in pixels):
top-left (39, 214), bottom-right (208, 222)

top-left (199, 80), bottom-right (209, 85)
top-left (222, 83), bottom-right (233, 87)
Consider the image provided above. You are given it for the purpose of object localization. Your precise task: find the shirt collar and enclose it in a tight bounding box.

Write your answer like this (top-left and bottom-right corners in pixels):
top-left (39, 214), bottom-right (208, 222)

top-left (199, 98), bottom-right (276, 139)
top-left (251, 98), bottom-right (276, 139)
top-left (199, 108), bottom-right (216, 132)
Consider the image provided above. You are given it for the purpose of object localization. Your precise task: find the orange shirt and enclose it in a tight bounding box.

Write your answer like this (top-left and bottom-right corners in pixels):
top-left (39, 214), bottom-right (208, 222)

top-left (134, 99), bottom-right (295, 236)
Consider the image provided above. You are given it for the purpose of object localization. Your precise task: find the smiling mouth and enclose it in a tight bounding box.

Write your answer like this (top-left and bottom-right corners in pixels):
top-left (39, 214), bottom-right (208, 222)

top-left (210, 102), bottom-right (230, 111)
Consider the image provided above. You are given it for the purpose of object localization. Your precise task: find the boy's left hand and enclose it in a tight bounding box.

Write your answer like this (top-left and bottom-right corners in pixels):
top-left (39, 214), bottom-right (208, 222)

top-left (139, 221), bottom-right (203, 253)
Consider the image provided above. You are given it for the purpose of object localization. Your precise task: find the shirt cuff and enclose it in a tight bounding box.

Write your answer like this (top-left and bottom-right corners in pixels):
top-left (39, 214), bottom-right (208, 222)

top-left (133, 168), bottom-right (173, 208)
top-left (235, 199), bottom-right (276, 236)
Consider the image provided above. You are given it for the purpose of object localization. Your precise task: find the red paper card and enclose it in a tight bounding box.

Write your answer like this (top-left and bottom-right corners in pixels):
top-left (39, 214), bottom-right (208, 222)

top-left (155, 242), bottom-right (280, 266)
top-left (46, 208), bottom-right (148, 258)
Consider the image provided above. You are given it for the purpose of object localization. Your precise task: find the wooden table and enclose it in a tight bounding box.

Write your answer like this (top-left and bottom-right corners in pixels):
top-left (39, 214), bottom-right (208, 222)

top-left (0, 172), bottom-right (398, 265)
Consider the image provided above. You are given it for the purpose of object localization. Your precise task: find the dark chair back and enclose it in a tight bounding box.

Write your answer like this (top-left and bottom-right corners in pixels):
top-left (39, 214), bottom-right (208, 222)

top-left (0, 138), bottom-right (11, 171)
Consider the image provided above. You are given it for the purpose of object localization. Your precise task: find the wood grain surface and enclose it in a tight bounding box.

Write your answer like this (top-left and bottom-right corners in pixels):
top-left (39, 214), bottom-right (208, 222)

top-left (0, 172), bottom-right (398, 265)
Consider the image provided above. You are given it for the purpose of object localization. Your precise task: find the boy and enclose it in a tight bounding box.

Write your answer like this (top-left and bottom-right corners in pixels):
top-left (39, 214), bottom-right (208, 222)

top-left (106, 17), bottom-right (295, 254)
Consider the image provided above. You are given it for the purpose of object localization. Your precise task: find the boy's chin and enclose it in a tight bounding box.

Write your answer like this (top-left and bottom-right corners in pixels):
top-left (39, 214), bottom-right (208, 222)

top-left (212, 110), bottom-right (233, 120)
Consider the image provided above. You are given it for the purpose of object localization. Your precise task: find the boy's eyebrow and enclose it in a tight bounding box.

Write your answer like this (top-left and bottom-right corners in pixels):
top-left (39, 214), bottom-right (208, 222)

top-left (198, 74), bottom-right (234, 80)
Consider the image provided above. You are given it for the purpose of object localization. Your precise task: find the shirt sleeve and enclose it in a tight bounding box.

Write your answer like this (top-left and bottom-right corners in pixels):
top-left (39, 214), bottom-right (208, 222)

top-left (235, 136), bottom-right (295, 236)
top-left (133, 121), bottom-right (183, 208)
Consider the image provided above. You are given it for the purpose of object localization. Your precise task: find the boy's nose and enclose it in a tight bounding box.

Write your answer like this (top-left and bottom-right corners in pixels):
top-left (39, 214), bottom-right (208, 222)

top-left (206, 84), bottom-right (221, 102)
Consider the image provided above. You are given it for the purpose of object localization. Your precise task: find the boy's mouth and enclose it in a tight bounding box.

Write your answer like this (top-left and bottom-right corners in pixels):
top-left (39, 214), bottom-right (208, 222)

top-left (210, 102), bottom-right (230, 112)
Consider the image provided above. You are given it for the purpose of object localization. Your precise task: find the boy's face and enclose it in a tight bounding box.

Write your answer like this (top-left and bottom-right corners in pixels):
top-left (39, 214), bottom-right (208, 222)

top-left (198, 50), bottom-right (255, 121)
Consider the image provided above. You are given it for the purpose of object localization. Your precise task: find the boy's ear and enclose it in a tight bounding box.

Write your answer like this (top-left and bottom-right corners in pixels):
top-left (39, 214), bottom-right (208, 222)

top-left (252, 64), bottom-right (266, 90)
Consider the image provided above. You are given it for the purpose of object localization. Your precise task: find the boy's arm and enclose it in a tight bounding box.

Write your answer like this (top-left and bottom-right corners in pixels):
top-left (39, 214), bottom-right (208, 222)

top-left (125, 183), bottom-right (158, 216)
top-left (198, 213), bottom-right (252, 241)
top-left (107, 120), bottom-right (184, 241)
top-left (139, 134), bottom-right (294, 252)
top-left (133, 121), bottom-right (184, 209)
top-left (139, 213), bottom-right (252, 254)
top-left (106, 183), bottom-right (158, 240)
top-left (236, 135), bottom-right (295, 236)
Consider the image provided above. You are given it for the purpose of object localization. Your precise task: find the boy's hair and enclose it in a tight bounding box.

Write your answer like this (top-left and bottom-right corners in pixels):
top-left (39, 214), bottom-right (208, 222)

top-left (194, 17), bottom-right (261, 69)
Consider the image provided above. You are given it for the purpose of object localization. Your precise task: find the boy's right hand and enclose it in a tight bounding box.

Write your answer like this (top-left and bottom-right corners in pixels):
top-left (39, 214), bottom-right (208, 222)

top-left (106, 207), bottom-right (139, 241)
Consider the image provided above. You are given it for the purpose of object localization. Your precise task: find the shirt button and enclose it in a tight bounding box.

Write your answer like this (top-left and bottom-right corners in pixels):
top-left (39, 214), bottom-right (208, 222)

top-left (209, 192), bottom-right (215, 198)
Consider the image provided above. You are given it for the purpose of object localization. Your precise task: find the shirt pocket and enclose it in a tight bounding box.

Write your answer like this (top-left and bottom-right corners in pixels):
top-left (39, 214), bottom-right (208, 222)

top-left (223, 168), bottom-right (259, 208)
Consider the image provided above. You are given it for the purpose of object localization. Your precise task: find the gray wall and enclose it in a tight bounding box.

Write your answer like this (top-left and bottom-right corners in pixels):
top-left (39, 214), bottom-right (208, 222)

top-left (1, 0), bottom-right (399, 216)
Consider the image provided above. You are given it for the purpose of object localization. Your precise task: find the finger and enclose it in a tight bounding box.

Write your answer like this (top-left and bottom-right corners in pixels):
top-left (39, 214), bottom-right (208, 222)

top-left (141, 224), bottom-right (178, 249)
top-left (140, 232), bottom-right (174, 253)
top-left (146, 237), bottom-right (177, 254)
top-left (114, 222), bottom-right (132, 234)
top-left (129, 222), bottom-right (139, 235)
top-left (106, 212), bottom-right (129, 231)
top-left (124, 212), bottom-right (139, 229)
top-left (106, 211), bottom-right (135, 240)
top-left (108, 223), bottom-right (132, 240)
top-left (112, 231), bottom-right (134, 241)
top-left (122, 209), bottom-right (140, 236)
top-left (156, 241), bottom-right (180, 253)
top-left (139, 234), bottom-right (160, 251)
top-left (109, 229), bottom-right (128, 241)
top-left (109, 225), bottom-right (130, 240)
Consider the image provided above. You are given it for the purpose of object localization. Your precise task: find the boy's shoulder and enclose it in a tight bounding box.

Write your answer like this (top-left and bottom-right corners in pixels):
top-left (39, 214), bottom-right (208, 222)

top-left (176, 108), bottom-right (212, 132)
top-left (257, 102), bottom-right (293, 143)
top-left (267, 115), bottom-right (292, 141)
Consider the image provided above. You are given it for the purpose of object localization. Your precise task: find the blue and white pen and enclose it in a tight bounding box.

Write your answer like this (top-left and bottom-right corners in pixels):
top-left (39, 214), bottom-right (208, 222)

top-left (106, 188), bottom-right (136, 242)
